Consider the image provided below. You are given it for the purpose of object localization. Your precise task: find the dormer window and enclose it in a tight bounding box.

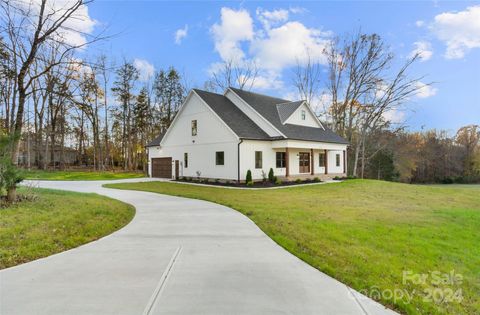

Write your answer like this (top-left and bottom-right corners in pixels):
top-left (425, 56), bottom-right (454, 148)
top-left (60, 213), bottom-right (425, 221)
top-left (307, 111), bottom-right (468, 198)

top-left (191, 120), bottom-right (197, 136)
top-left (301, 110), bottom-right (306, 120)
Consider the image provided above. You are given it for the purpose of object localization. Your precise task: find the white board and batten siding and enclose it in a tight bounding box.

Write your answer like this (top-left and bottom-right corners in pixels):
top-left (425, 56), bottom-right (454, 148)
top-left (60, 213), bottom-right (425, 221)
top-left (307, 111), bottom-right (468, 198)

top-left (283, 102), bottom-right (322, 128)
top-left (148, 89), bottom-right (348, 181)
top-left (240, 140), bottom-right (346, 180)
top-left (149, 92), bottom-right (239, 180)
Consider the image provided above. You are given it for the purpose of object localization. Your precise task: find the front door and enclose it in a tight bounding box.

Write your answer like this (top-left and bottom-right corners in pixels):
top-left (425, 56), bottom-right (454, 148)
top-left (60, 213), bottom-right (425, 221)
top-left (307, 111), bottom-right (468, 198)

top-left (299, 152), bottom-right (310, 173)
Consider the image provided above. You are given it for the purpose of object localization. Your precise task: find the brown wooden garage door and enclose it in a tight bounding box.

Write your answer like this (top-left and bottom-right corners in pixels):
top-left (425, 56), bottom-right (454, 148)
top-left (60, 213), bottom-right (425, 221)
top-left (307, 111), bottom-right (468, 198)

top-left (151, 157), bottom-right (172, 178)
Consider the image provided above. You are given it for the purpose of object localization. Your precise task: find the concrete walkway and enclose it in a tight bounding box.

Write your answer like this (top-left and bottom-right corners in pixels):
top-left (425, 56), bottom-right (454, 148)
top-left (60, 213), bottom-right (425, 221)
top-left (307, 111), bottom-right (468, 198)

top-left (0, 179), bottom-right (398, 315)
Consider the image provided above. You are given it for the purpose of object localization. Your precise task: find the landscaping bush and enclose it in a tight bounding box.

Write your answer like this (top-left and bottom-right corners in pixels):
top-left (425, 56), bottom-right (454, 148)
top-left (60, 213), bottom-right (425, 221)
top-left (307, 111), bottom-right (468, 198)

top-left (313, 177), bottom-right (321, 182)
top-left (441, 177), bottom-right (454, 184)
top-left (275, 178), bottom-right (282, 185)
top-left (295, 178), bottom-right (302, 183)
top-left (246, 170), bottom-right (252, 183)
top-left (246, 181), bottom-right (254, 187)
top-left (0, 133), bottom-right (24, 202)
top-left (268, 168), bottom-right (274, 182)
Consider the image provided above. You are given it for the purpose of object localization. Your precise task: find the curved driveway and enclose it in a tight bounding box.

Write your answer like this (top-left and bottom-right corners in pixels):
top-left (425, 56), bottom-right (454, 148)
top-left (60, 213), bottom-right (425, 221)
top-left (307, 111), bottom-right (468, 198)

top-left (1, 179), bottom-right (397, 315)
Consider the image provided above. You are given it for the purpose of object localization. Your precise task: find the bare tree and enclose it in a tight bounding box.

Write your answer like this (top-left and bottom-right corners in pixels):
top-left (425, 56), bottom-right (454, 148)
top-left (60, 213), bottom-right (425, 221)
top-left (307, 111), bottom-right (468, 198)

top-left (209, 59), bottom-right (259, 92)
top-left (0, 0), bottom-right (97, 200)
top-left (292, 53), bottom-right (323, 114)
top-left (324, 32), bottom-right (429, 177)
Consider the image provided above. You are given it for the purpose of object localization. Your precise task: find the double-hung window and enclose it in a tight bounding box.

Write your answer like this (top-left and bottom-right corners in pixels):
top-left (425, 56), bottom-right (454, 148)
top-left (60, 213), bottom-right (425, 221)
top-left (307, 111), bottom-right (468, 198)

top-left (255, 151), bottom-right (263, 169)
top-left (336, 154), bottom-right (341, 167)
top-left (276, 152), bottom-right (286, 168)
top-left (191, 120), bottom-right (197, 136)
top-left (319, 152), bottom-right (326, 167)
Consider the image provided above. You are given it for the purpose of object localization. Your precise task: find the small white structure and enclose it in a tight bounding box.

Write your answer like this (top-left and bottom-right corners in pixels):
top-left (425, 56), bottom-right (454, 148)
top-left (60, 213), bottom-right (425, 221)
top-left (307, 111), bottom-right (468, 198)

top-left (147, 88), bottom-right (348, 182)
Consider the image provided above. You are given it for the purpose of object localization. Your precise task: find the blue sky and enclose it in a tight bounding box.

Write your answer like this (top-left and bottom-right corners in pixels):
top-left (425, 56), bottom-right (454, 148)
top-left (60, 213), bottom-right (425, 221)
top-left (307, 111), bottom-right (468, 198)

top-left (81, 1), bottom-right (480, 133)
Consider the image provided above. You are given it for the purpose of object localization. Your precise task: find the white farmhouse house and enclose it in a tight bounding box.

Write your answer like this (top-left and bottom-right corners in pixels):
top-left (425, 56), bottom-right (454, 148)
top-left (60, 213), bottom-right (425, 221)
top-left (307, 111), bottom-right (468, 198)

top-left (146, 88), bottom-right (349, 182)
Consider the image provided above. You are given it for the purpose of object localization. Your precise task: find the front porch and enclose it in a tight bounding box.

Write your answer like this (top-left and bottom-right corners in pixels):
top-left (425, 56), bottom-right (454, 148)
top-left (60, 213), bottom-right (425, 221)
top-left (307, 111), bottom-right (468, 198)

top-left (276, 146), bottom-right (347, 180)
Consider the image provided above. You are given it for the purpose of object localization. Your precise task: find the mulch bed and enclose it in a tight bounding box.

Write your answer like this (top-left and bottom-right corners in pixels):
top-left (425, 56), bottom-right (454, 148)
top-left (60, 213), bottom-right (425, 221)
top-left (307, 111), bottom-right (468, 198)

top-left (174, 177), bottom-right (325, 188)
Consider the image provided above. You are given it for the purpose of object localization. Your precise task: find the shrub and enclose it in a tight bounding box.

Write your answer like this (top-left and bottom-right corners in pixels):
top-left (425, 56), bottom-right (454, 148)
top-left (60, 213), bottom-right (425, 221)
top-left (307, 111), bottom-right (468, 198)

top-left (261, 170), bottom-right (267, 184)
top-left (313, 177), bottom-right (321, 182)
top-left (225, 180), bottom-right (231, 185)
top-left (246, 169), bottom-right (252, 183)
top-left (333, 176), bottom-right (341, 180)
top-left (441, 177), bottom-right (454, 184)
top-left (203, 178), bottom-right (209, 184)
top-left (246, 181), bottom-right (254, 187)
top-left (268, 168), bottom-right (274, 182)
top-left (295, 178), bottom-right (302, 183)
top-left (275, 178), bottom-right (282, 185)
top-left (215, 178), bottom-right (220, 184)
top-left (0, 133), bottom-right (24, 202)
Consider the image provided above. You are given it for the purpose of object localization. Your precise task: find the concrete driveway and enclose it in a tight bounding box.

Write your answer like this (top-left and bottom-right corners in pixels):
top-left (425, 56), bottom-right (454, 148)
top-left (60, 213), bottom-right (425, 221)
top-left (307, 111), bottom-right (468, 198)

top-left (0, 179), bottom-right (398, 315)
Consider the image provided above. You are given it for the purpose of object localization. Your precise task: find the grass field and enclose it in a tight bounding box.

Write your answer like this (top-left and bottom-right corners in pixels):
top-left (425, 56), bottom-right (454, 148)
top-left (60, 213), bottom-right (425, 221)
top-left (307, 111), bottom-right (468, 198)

top-left (23, 169), bottom-right (145, 180)
top-left (0, 188), bottom-right (135, 269)
top-left (106, 179), bottom-right (480, 315)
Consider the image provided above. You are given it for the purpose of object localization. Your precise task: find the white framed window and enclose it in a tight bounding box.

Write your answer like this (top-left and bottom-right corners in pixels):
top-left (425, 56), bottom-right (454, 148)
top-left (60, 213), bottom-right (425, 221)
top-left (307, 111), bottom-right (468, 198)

top-left (301, 110), bottom-right (306, 120)
top-left (255, 151), bottom-right (263, 169)
top-left (216, 151), bottom-right (224, 165)
top-left (191, 120), bottom-right (197, 136)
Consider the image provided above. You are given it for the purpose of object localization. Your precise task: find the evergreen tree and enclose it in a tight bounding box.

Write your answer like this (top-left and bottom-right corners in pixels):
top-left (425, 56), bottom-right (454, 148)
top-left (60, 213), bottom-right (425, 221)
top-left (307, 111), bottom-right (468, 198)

top-left (111, 61), bottom-right (139, 170)
top-left (153, 67), bottom-right (185, 131)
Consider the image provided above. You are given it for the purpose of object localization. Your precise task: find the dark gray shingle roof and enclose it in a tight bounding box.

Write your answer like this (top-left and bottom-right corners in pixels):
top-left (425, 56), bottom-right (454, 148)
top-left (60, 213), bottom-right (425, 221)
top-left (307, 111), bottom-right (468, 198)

top-left (276, 101), bottom-right (304, 123)
top-left (146, 88), bottom-right (348, 146)
top-left (230, 88), bottom-right (349, 144)
top-left (193, 89), bottom-right (271, 140)
top-left (146, 131), bottom-right (165, 147)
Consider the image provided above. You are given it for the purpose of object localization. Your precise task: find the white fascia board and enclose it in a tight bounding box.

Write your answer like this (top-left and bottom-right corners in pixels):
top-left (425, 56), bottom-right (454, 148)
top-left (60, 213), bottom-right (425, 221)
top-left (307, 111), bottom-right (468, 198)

top-left (271, 139), bottom-right (347, 150)
top-left (303, 101), bottom-right (325, 130)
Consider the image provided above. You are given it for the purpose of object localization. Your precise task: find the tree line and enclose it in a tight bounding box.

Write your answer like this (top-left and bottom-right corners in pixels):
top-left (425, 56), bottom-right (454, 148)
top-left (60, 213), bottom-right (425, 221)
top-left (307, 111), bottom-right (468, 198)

top-left (1, 0), bottom-right (478, 202)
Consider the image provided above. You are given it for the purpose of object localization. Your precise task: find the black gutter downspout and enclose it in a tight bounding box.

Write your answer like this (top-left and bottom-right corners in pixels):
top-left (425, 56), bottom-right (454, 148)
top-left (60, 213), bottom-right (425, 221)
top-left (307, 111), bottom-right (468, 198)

top-left (237, 139), bottom-right (243, 183)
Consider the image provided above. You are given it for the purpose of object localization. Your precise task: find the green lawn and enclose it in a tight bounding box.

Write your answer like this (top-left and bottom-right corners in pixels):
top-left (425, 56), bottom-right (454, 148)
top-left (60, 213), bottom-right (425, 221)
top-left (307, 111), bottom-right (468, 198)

top-left (23, 169), bottom-right (145, 180)
top-left (0, 188), bottom-right (135, 269)
top-left (105, 180), bottom-right (480, 315)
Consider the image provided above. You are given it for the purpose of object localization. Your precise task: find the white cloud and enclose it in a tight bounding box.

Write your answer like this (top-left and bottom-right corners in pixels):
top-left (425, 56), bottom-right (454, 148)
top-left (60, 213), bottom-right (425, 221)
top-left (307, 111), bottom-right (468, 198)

top-left (409, 41), bottom-right (433, 61)
top-left (211, 8), bottom-right (254, 62)
top-left (256, 8), bottom-right (289, 29)
top-left (174, 25), bottom-right (188, 45)
top-left (209, 7), bottom-right (331, 90)
top-left (289, 7), bottom-right (307, 14)
top-left (133, 58), bottom-right (155, 82)
top-left (431, 5), bottom-right (480, 59)
top-left (415, 20), bottom-right (425, 27)
top-left (19, 0), bottom-right (97, 47)
top-left (249, 71), bottom-right (283, 90)
top-left (251, 21), bottom-right (330, 70)
top-left (416, 81), bottom-right (437, 98)
top-left (383, 109), bottom-right (406, 124)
